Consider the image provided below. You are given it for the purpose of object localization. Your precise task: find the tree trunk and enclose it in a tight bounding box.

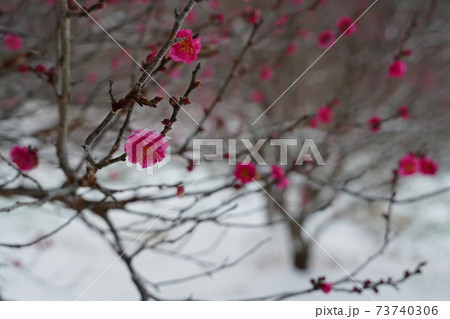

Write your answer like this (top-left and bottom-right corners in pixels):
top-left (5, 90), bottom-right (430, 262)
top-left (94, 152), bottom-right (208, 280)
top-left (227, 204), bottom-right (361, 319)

top-left (289, 220), bottom-right (310, 270)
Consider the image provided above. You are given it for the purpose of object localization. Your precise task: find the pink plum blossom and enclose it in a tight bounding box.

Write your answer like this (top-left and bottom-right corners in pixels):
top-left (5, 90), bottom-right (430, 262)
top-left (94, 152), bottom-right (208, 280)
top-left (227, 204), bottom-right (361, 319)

top-left (271, 165), bottom-right (290, 189)
top-left (210, 0), bottom-right (220, 10)
top-left (389, 60), bottom-right (407, 78)
top-left (310, 117), bottom-right (318, 128)
top-left (398, 153), bottom-right (419, 176)
top-left (169, 29), bottom-right (201, 64)
top-left (321, 282), bottom-right (333, 293)
top-left (3, 33), bottom-right (23, 51)
top-left (185, 9), bottom-right (197, 24)
top-left (10, 145), bottom-right (38, 171)
top-left (17, 64), bottom-right (29, 73)
top-left (318, 30), bottom-right (335, 49)
top-left (337, 16), bottom-right (357, 36)
top-left (35, 64), bottom-right (47, 74)
top-left (367, 116), bottom-right (381, 132)
top-left (260, 65), bottom-right (274, 81)
top-left (86, 71), bottom-right (98, 83)
top-left (419, 156), bottom-right (438, 176)
top-left (398, 105), bottom-right (409, 119)
top-left (251, 90), bottom-right (265, 103)
top-left (244, 7), bottom-right (261, 25)
top-left (316, 105), bottom-right (333, 124)
top-left (274, 14), bottom-right (289, 27)
top-left (286, 42), bottom-right (299, 56)
top-left (234, 162), bottom-right (257, 184)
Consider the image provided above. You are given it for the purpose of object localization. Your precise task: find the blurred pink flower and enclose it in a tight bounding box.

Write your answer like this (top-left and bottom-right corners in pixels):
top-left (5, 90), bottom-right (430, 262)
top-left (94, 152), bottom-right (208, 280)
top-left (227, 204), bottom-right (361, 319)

top-left (244, 6), bottom-right (261, 25)
top-left (298, 29), bottom-right (311, 39)
top-left (389, 60), bottom-right (407, 78)
top-left (337, 16), bottom-right (357, 36)
top-left (145, 45), bottom-right (159, 64)
top-left (85, 71), bottom-right (98, 83)
top-left (321, 282), bottom-right (333, 293)
top-left (316, 105), bottom-right (333, 124)
top-left (211, 13), bottom-right (225, 23)
top-left (10, 145), bottom-right (38, 171)
top-left (251, 90), bottom-right (265, 103)
top-left (136, 23), bottom-right (145, 33)
top-left (3, 33), bottom-right (23, 51)
top-left (260, 65), bottom-right (274, 81)
top-left (111, 57), bottom-right (121, 70)
top-left (367, 116), bottom-right (381, 132)
top-left (310, 117), bottom-right (318, 128)
top-left (35, 64), bottom-right (47, 74)
top-left (274, 14), bottom-right (289, 27)
top-left (124, 129), bottom-right (169, 168)
top-left (185, 9), bottom-right (197, 24)
top-left (286, 42), bottom-right (299, 56)
top-left (402, 49), bottom-right (412, 57)
top-left (271, 165), bottom-right (290, 189)
top-left (398, 105), bottom-right (409, 119)
top-left (201, 67), bottom-right (214, 80)
top-left (419, 156), bottom-right (438, 176)
top-left (17, 64), bottom-right (29, 73)
top-left (169, 29), bottom-right (201, 64)
top-left (170, 68), bottom-right (182, 79)
top-left (398, 153), bottom-right (419, 176)
top-left (210, 0), bottom-right (220, 10)
top-left (318, 30), bottom-right (335, 49)
top-left (234, 162), bottom-right (257, 184)
top-left (332, 98), bottom-right (340, 106)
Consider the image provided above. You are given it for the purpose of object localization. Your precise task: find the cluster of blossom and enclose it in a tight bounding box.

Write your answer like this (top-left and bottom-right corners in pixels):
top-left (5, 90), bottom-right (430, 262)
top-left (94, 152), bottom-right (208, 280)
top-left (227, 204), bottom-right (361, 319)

top-left (234, 162), bottom-right (290, 190)
top-left (318, 16), bottom-right (357, 49)
top-left (398, 154), bottom-right (439, 177)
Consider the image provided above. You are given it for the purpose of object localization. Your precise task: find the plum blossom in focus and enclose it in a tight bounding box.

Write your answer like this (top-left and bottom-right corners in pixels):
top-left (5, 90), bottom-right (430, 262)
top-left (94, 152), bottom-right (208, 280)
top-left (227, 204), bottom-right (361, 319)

top-left (169, 29), bottom-right (201, 64)
top-left (234, 162), bottom-right (257, 184)
top-left (10, 145), bottom-right (38, 171)
top-left (124, 130), bottom-right (169, 168)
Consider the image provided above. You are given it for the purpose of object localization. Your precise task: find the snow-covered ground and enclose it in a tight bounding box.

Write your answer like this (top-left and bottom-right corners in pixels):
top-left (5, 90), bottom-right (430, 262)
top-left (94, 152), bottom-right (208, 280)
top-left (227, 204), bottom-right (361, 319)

top-left (1, 161), bottom-right (449, 301)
